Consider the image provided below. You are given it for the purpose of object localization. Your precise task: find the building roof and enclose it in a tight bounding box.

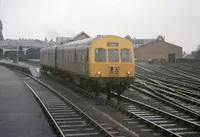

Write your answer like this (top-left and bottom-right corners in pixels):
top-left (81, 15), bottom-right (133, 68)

top-left (61, 31), bottom-right (90, 44)
top-left (0, 39), bottom-right (53, 49)
top-left (136, 39), bottom-right (182, 49)
top-left (132, 39), bottom-right (156, 46)
top-left (71, 31), bottom-right (90, 41)
top-left (56, 37), bottom-right (72, 44)
top-left (56, 37), bottom-right (72, 41)
top-left (125, 35), bottom-right (166, 46)
top-left (35, 39), bottom-right (55, 46)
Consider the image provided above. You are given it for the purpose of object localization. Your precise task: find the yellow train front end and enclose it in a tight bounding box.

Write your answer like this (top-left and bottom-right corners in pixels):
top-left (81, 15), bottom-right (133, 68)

top-left (89, 36), bottom-right (135, 99)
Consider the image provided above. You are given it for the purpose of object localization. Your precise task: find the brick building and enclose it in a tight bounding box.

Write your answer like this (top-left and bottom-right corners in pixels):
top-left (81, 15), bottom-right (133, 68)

top-left (134, 36), bottom-right (182, 62)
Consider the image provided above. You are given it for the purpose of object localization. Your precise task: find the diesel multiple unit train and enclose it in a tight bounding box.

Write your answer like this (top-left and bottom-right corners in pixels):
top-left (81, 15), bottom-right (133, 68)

top-left (40, 35), bottom-right (135, 100)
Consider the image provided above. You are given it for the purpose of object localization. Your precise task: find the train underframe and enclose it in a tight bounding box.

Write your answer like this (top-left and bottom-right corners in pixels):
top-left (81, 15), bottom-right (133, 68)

top-left (41, 65), bottom-right (133, 101)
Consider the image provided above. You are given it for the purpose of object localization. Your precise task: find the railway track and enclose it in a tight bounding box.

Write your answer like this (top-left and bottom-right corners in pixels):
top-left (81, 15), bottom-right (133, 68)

top-left (40, 72), bottom-right (200, 137)
top-left (129, 81), bottom-right (200, 123)
top-left (135, 66), bottom-right (200, 98)
top-left (135, 75), bottom-right (200, 114)
top-left (161, 64), bottom-right (200, 77)
top-left (39, 73), bottom-right (168, 137)
top-left (136, 66), bottom-right (200, 89)
top-left (178, 63), bottom-right (200, 71)
top-left (159, 82), bottom-right (200, 100)
top-left (138, 72), bottom-right (200, 91)
top-left (17, 72), bottom-right (119, 137)
top-left (135, 70), bottom-right (200, 96)
top-left (108, 94), bottom-right (200, 137)
top-left (160, 66), bottom-right (200, 81)
top-left (140, 77), bottom-right (200, 103)
top-left (15, 66), bottom-right (200, 137)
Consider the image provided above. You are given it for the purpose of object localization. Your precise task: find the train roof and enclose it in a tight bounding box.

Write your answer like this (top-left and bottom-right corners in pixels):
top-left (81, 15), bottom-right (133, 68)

top-left (40, 35), bottom-right (129, 51)
top-left (40, 45), bottom-right (58, 52)
top-left (59, 35), bottom-right (125, 48)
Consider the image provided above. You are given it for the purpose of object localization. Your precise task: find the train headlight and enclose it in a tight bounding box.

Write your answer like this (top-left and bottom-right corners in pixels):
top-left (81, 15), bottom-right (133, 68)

top-left (127, 71), bottom-right (130, 75)
top-left (97, 71), bottom-right (101, 75)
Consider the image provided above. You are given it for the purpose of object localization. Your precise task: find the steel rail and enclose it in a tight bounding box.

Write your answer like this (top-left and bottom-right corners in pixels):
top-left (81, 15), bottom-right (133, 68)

top-left (110, 93), bottom-right (200, 137)
top-left (15, 70), bottom-right (115, 137)
top-left (136, 65), bottom-right (200, 87)
top-left (133, 76), bottom-right (200, 116)
top-left (24, 82), bottom-right (66, 137)
top-left (129, 83), bottom-right (200, 120)
top-left (139, 78), bottom-right (200, 106)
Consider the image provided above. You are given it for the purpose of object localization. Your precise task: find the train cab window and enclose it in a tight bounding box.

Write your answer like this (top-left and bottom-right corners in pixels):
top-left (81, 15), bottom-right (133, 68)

top-left (121, 48), bottom-right (132, 62)
top-left (108, 49), bottom-right (119, 62)
top-left (95, 48), bottom-right (106, 62)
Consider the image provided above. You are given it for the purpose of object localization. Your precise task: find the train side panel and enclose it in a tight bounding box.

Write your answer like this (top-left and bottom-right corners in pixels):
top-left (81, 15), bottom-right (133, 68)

top-left (49, 46), bottom-right (57, 68)
top-left (57, 45), bottom-right (64, 69)
top-left (61, 46), bottom-right (90, 77)
top-left (40, 47), bottom-right (50, 67)
top-left (56, 40), bottom-right (92, 78)
top-left (40, 46), bottom-right (57, 71)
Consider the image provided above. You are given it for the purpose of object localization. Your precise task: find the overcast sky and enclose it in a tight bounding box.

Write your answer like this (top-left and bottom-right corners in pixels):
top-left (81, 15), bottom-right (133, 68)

top-left (0, 0), bottom-right (200, 53)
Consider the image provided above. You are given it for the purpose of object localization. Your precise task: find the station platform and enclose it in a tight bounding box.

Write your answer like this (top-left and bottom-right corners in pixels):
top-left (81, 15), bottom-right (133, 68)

top-left (0, 66), bottom-right (56, 137)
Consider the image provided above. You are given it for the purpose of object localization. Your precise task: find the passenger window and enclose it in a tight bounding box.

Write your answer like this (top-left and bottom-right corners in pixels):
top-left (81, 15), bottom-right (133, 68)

top-left (67, 51), bottom-right (68, 60)
top-left (75, 50), bottom-right (78, 62)
top-left (77, 50), bottom-right (80, 62)
top-left (74, 49), bottom-right (76, 61)
top-left (108, 49), bottom-right (119, 62)
top-left (80, 51), bottom-right (82, 62)
top-left (81, 52), bottom-right (84, 62)
top-left (121, 48), bottom-right (132, 62)
top-left (69, 51), bottom-right (71, 61)
top-left (72, 50), bottom-right (75, 61)
top-left (95, 48), bottom-right (106, 62)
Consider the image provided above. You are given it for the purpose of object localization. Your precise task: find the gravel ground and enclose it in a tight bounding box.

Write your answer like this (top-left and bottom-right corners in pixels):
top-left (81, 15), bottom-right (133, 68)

top-left (38, 75), bottom-right (166, 137)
